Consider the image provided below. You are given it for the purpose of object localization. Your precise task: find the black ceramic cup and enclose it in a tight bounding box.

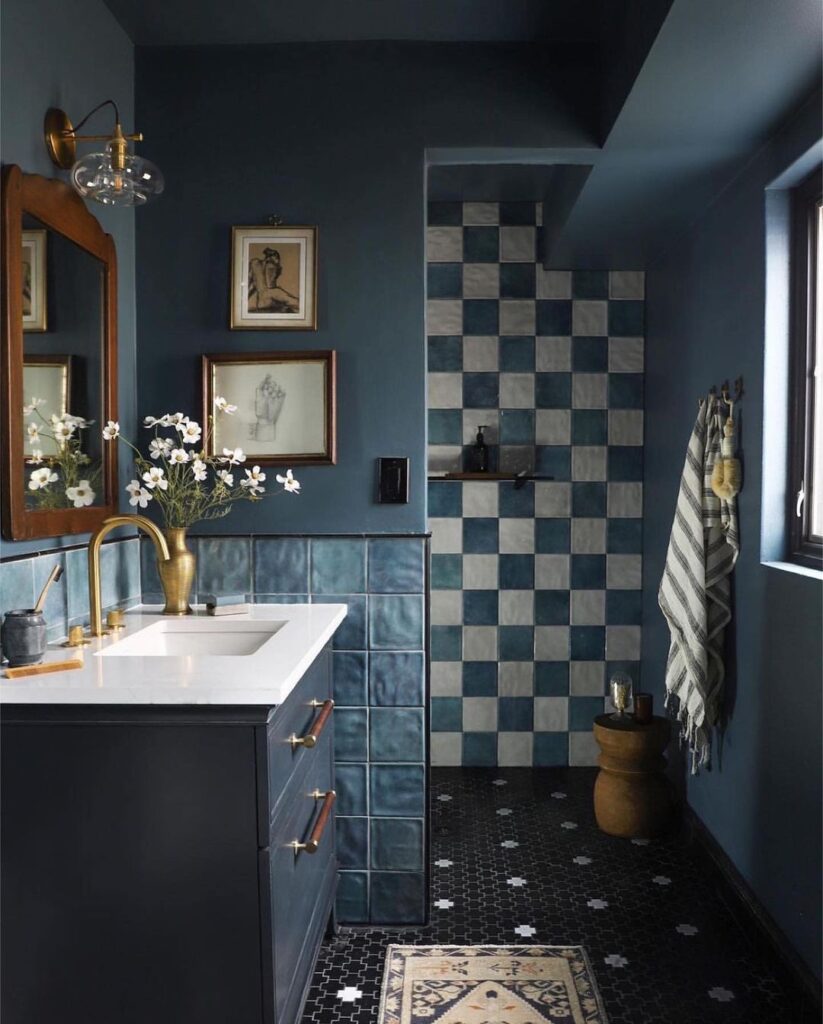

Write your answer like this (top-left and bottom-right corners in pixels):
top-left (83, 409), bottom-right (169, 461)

top-left (1, 609), bottom-right (47, 667)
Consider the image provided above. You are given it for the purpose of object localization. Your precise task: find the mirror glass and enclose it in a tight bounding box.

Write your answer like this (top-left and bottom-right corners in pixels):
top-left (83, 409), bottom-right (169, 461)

top-left (21, 215), bottom-right (105, 511)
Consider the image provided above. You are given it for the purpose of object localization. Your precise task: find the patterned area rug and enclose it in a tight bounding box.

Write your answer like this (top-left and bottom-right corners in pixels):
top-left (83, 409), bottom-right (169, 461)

top-left (378, 945), bottom-right (609, 1023)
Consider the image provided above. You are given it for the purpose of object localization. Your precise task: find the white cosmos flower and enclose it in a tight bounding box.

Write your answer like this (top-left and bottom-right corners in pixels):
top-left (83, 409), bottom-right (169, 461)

top-left (26, 449), bottom-right (44, 465)
top-left (102, 420), bottom-right (120, 440)
top-left (65, 480), bottom-right (95, 507)
top-left (217, 469), bottom-right (234, 487)
top-left (23, 397), bottom-right (46, 415)
top-left (179, 420), bottom-right (202, 444)
top-left (221, 447), bottom-right (246, 465)
top-left (149, 437), bottom-right (172, 459)
top-left (126, 480), bottom-right (142, 498)
top-left (245, 465), bottom-right (266, 484)
top-left (27, 421), bottom-right (41, 442)
top-left (241, 466), bottom-right (266, 494)
top-left (214, 396), bottom-right (238, 415)
top-left (127, 485), bottom-right (152, 508)
top-left (28, 466), bottom-right (58, 490)
top-left (241, 481), bottom-right (264, 495)
top-left (191, 458), bottom-right (207, 482)
top-left (276, 469), bottom-right (301, 494)
top-left (169, 447), bottom-right (190, 465)
top-left (142, 466), bottom-right (168, 490)
top-left (64, 414), bottom-right (90, 429)
top-left (53, 420), bottom-right (76, 443)
top-left (169, 412), bottom-right (186, 426)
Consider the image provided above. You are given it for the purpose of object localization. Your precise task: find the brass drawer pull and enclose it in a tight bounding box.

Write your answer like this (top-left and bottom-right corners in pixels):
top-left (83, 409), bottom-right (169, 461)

top-left (290, 790), bottom-right (336, 855)
top-left (289, 698), bottom-right (334, 749)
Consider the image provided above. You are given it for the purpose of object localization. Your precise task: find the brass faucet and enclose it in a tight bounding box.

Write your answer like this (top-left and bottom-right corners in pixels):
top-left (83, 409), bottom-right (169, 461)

top-left (87, 515), bottom-right (170, 637)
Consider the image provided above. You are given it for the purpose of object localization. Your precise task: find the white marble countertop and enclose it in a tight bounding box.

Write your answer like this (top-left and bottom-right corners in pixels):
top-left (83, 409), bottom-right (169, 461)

top-left (0, 604), bottom-right (346, 706)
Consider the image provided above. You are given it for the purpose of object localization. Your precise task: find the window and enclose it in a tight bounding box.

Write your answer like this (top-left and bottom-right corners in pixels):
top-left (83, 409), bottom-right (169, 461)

top-left (788, 166), bottom-right (823, 569)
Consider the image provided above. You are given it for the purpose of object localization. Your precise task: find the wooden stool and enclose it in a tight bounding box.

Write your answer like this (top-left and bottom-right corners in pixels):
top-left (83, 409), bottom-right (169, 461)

top-left (593, 714), bottom-right (673, 838)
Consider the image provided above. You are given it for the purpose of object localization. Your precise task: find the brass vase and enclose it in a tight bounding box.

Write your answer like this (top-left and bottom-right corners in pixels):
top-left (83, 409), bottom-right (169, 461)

top-left (158, 527), bottom-right (195, 615)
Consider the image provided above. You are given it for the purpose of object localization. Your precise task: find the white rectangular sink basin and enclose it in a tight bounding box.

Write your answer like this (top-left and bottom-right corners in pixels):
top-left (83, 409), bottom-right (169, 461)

top-left (98, 618), bottom-right (286, 658)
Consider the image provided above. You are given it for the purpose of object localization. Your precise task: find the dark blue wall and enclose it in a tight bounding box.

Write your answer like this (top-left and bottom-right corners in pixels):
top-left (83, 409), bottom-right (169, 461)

top-left (0, 0), bottom-right (136, 559)
top-left (133, 44), bottom-right (597, 535)
top-left (641, 88), bottom-right (822, 977)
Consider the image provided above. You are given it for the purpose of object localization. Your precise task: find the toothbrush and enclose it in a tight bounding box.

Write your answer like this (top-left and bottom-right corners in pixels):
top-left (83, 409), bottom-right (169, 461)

top-left (33, 565), bottom-right (63, 613)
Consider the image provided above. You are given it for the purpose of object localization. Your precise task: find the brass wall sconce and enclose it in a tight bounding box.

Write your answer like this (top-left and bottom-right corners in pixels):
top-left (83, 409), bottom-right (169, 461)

top-left (44, 100), bottom-right (164, 207)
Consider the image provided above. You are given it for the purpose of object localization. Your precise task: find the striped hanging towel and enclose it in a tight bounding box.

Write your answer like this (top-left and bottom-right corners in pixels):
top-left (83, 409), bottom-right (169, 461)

top-left (658, 396), bottom-right (740, 772)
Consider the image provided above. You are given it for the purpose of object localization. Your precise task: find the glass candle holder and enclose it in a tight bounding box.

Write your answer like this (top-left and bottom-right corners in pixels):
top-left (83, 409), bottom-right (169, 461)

top-left (609, 672), bottom-right (633, 719)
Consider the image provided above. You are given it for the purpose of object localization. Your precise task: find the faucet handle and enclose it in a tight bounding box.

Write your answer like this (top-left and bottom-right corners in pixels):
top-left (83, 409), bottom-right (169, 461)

top-left (64, 625), bottom-right (91, 647)
top-left (106, 609), bottom-right (125, 631)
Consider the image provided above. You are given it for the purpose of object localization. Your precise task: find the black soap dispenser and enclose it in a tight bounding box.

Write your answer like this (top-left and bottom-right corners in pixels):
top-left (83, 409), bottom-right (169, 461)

top-left (471, 425), bottom-right (489, 473)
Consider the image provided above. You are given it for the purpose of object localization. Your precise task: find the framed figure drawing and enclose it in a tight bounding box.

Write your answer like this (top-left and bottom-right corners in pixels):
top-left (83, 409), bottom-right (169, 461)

top-left (22, 229), bottom-right (47, 332)
top-left (231, 226), bottom-right (317, 330)
top-left (203, 351), bottom-right (336, 465)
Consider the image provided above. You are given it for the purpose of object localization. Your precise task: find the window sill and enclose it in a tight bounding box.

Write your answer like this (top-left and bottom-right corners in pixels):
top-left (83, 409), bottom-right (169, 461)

top-left (762, 560), bottom-right (823, 580)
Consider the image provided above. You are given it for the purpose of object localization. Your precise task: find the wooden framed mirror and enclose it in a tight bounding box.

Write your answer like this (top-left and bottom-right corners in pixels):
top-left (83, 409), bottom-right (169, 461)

top-left (1, 165), bottom-right (118, 540)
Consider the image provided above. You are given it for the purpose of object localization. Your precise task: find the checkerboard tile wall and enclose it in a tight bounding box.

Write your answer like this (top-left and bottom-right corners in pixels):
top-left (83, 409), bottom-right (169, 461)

top-left (427, 201), bottom-right (644, 768)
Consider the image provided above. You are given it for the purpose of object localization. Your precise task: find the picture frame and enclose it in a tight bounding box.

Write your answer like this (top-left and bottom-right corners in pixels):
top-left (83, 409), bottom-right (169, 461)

top-left (22, 229), bottom-right (47, 332)
top-left (230, 225), bottom-right (317, 330)
top-left (203, 350), bottom-right (336, 465)
top-left (22, 355), bottom-right (71, 457)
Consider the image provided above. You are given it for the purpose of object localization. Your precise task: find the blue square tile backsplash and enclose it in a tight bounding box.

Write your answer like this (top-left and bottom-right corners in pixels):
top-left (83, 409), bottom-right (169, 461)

top-left (427, 202), bottom-right (644, 768)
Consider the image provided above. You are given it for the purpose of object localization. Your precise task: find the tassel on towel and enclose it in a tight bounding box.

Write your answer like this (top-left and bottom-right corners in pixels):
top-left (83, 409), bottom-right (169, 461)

top-left (658, 397), bottom-right (740, 772)
top-left (710, 404), bottom-right (742, 502)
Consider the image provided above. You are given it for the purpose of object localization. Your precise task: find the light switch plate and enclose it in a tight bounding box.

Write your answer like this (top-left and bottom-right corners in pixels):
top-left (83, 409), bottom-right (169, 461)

top-left (377, 457), bottom-right (409, 503)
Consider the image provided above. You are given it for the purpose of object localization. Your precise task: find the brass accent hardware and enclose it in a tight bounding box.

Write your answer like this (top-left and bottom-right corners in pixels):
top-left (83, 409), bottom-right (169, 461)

top-left (87, 516), bottom-right (170, 637)
top-left (63, 625), bottom-right (91, 648)
top-left (289, 699), bottom-right (334, 749)
top-left (44, 104), bottom-right (143, 171)
top-left (290, 790), bottom-right (336, 854)
top-left (106, 610), bottom-right (125, 631)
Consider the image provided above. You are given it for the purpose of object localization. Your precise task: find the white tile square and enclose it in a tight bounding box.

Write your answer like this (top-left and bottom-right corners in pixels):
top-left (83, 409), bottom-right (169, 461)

top-left (463, 696), bottom-right (498, 731)
top-left (536, 269), bottom-right (571, 299)
top-left (431, 589), bottom-right (463, 626)
top-left (463, 626), bottom-right (498, 661)
top-left (571, 590), bottom-right (606, 626)
top-left (536, 409), bottom-right (571, 445)
top-left (427, 226), bottom-right (463, 262)
top-left (607, 554), bottom-right (642, 589)
top-left (608, 482), bottom-right (643, 518)
top-left (535, 554), bottom-right (570, 589)
top-left (463, 410), bottom-right (500, 445)
top-left (608, 337), bottom-right (644, 373)
top-left (534, 696), bottom-right (569, 731)
top-left (572, 373), bottom-right (608, 409)
top-left (428, 372), bottom-right (463, 409)
top-left (609, 270), bottom-right (645, 299)
top-left (499, 519), bottom-right (535, 555)
top-left (430, 732), bottom-right (462, 766)
top-left (499, 373), bottom-right (535, 409)
top-left (463, 554), bottom-right (499, 589)
top-left (535, 481), bottom-right (571, 517)
top-left (428, 446), bottom-right (462, 473)
top-left (429, 518), bottom-right (463, 554)
top-left (569, 731), bottom-right (600, 766)
top-left (535, 625), bottom-right (570, 660)
top-left (571, 518), bottom-right (606, 554)
top-left (499, 589), bottom-right (534, 626)
top-left (570, 661), bottom-right (605, 696)
top-left (463, 482), bottom-right (499, 518)
top-left (463, 263), bottom-right (500, 299)
top-left (427, 299), bottom-right (463, 336)
top-left (536, 336), bottom-right (571, 371)
top-left (572, 300), bottom-right (608, 336)
top-left (499, 300), bottom-right (536, 335)
top-left (500, 226), bottom-right (536, 262)
top-left (498, 732), bottom-right (533, 766)
top-left (499, 661), bottom-right (534, 696)
top-left (463, 336), bottom-right (499, 371)
top-left (572, 446), bottom-right (607, 481)
top-left (609, 410), bottom-right (644, 446)
top-left (607, 625), bottom-right (642, 660)
top-left (499, 446), bottom-right (534, 474)
top-left (463, 201), bottom-right (499, 225)
top-left (430, 662), bottom-right (463, 696)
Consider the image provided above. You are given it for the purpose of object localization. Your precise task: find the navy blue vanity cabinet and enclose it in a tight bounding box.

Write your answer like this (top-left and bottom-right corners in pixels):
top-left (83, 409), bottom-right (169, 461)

top-left (0, 644), bottom-right (336, 1024)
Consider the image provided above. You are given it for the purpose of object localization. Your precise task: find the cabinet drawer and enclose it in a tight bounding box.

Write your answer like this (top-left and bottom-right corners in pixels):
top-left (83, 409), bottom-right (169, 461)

top-left (266, 747), bottom-right (336, 1022)
top-left (262, 647), bottom-right (332, 835)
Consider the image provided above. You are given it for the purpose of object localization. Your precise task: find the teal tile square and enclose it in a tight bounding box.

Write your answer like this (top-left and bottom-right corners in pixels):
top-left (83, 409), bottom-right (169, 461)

top-left (463, 732), bottom-right (497, 766)
top-left (535, 662), bottom-right (569, 696)
top-left (463, 590), bottom-right (497, 625)
top-left (313, 594), bottom-right (367, 649)
top-left (427, 262), bottom-right (462, 299)
top-left (337, 816), bottom-right (368, 868)
top-left (500, 336), bottom-right (535, 372)
top-left (370, 818), bottom-right (424, 871)
top-left (370, 871), bottom-right (424, 924)
top-left (335, 708), bottom-right (369, 761)
top-left (334, 762), bottom-right (368, 815)
top-left (336, 871), bottom-right (368, 923)
top-left (500, 410), bottom-right (535, 445)
top-left (196, 537), bottom-right (251, 598)
top-left (369, 594), bottom-right (424, 650)
top-left (536, 519), bottom-right (570, 553)
top-left (499, 625), bottom-right (533, 661)
top-left (570, 696), bottom-right (605, 730)
top-left (428, 481), bottom-right (463, 517)
top-left (333, 650), bottom-right (369, 706)
top-left (311, 538), bottom-right (366, 593)
top-left (463, 662), bottom-right (497, 696)
top-left (431, 625), bottom-right (462, 661)
top-left (368, 538), bottom-right (424, 594)
top-left (608, 299), bottom-right (644, 336)
top-left (534, 732), bottom-right (568, 766)
top-left (499, 696), bottom-right (533, 731)
top-left (254, 538), bottom-right (309, 593)
top-left (535, 590), bottom-right (570, 625)
top-left (0, 557), bottom-right (34, 614)
top-left (431, 696), bottom-right (462, 732)
top-left (369, 651), bottom-right (425, 706)
top-left (370, 764), bottom-right (425, 816)
top-left (370, 708), bottom-right (425, 762)
top-left (429, 409), bottom-right (463, 445)
top-left (428, 335), bottom-right (463, 372)
top-left (431, 554), bottom-right (462, 590)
